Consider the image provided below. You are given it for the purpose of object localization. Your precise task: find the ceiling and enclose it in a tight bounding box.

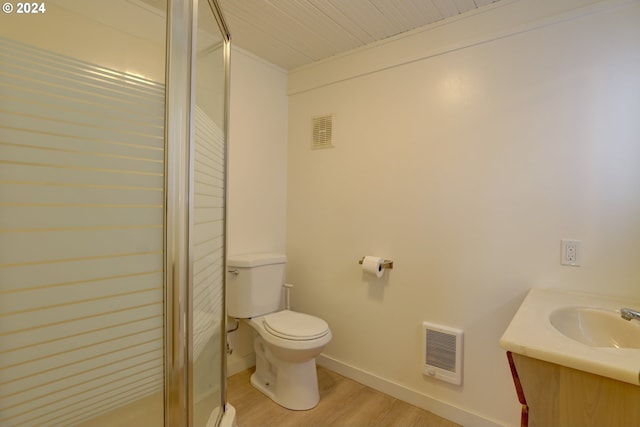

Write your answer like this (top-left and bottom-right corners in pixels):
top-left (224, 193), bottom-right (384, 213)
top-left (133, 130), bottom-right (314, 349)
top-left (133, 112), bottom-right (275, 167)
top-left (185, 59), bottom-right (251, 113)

top-left (49, 0), bottom-right (501, 72)
top-left (218, 0), bottom-right (500, 70)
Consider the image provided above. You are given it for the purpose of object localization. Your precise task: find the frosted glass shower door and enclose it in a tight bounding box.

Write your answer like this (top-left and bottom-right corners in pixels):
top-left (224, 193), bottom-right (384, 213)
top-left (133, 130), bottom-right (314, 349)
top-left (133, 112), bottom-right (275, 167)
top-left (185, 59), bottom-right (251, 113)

top-left (190, 0), bottom-right (230, 425)
top-left (0, 1), bottom-right (231, 426)
top-left (0, 2), bottom-right (167, 426)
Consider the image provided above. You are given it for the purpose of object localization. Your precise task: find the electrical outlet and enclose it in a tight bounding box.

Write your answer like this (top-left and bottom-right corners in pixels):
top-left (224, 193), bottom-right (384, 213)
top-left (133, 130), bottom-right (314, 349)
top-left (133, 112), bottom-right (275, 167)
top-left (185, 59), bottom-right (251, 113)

top-left (561, 239), bottom-right (582, 266)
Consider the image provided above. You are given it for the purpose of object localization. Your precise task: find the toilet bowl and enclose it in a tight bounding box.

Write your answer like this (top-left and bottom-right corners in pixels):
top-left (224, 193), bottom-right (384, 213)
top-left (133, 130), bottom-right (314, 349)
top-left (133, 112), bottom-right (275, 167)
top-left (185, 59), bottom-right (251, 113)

top-left (226, 253), bottom-right (332, 410)
top-left (247, 310), bottom-right (332, 410)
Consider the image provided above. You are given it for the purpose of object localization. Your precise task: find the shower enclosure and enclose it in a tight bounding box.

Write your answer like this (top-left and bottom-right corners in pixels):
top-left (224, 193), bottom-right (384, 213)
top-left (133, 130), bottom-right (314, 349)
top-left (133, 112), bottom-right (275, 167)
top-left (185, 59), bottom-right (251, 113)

top-left (0, 1), bottom-right (233, 426)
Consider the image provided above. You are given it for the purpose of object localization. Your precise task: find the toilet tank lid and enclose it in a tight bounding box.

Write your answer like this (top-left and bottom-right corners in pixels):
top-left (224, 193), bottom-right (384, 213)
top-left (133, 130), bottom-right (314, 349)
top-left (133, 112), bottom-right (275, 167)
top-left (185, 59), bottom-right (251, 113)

top-left (227, 252), bottom-right (286, 268)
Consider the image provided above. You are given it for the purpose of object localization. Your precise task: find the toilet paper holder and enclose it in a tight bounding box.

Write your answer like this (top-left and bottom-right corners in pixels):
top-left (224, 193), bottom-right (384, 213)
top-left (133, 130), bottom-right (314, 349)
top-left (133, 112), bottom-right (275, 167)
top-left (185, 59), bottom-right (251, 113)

top-left (358, 257), bottom-right (393, 269)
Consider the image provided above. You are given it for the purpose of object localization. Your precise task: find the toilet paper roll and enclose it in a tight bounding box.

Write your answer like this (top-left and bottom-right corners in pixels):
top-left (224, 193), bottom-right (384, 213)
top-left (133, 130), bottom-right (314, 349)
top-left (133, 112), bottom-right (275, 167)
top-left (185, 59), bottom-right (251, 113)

top-left (362, 256), bottom-right (384, 278)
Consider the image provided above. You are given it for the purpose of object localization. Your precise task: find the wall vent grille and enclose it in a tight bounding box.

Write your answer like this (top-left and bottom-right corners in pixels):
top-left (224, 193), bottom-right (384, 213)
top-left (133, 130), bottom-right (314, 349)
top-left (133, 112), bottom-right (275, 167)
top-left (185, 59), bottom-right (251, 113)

top-left (422, 322), bottom-right (463, 385)
top-left (311, 114), bottom-right (333, 149)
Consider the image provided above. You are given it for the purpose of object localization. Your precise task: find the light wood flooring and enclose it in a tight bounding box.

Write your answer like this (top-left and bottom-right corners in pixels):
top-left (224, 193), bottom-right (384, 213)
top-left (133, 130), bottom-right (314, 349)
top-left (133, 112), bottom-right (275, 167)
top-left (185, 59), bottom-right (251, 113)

top-left (227, 366), bottom-right (462, 427)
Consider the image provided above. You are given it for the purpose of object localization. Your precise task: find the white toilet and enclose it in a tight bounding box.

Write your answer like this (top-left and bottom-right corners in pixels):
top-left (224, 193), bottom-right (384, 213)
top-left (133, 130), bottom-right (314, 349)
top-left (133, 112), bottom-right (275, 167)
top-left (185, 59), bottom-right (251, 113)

top-left (227, 253), bottom-right (332, 410)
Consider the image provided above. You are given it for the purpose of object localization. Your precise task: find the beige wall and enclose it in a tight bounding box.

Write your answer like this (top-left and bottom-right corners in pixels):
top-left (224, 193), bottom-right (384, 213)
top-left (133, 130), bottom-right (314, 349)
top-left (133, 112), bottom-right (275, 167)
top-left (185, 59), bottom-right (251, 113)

top-left (285, 0), bottom-right (640, 426)
top-left (227, 47), bottom-right (288, 256)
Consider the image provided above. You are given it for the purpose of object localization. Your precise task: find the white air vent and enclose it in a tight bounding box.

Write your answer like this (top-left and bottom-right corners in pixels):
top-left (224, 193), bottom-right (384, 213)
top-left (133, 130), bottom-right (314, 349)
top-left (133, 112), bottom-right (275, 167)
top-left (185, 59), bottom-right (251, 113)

top-left (311, 114), bottom-right (333, 149)
top-left (422, 322), bottom-right (463, 385)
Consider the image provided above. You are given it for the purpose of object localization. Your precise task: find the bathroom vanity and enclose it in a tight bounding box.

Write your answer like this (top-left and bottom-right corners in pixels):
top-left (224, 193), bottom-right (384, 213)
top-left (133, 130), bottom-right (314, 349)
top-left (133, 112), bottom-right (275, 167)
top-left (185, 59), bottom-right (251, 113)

top-left (500, 288), bottom-right (640, 427)
top-left (507, 351), bottom-right (640, 426)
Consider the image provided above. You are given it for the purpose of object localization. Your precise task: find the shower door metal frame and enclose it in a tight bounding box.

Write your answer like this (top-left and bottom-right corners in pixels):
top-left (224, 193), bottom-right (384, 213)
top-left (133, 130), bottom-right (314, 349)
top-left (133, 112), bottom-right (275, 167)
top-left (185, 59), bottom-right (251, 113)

top-left (164, 0), bottom-right (231, 426)
top-left (164, 0), bottom-right (192, 423)
top-left (196, 1), bottom-right (231, 421)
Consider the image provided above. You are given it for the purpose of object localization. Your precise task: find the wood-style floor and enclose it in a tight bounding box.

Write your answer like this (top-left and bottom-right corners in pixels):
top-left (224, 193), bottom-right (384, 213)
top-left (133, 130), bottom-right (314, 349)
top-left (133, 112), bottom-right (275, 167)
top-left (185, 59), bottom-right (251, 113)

top-left (227, 366), bottom-right (462, 427)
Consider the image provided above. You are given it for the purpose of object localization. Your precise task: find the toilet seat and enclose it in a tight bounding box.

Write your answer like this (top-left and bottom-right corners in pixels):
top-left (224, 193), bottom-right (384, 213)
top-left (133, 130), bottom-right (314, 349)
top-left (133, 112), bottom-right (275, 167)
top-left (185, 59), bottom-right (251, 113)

top-left (263, 310), bottom-right (329, 341)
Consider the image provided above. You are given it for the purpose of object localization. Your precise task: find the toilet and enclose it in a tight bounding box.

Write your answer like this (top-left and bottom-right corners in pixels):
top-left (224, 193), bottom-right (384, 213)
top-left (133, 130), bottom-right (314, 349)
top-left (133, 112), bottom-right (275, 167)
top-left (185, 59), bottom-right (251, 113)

top-left (227, 253), bottom-right (332, 410)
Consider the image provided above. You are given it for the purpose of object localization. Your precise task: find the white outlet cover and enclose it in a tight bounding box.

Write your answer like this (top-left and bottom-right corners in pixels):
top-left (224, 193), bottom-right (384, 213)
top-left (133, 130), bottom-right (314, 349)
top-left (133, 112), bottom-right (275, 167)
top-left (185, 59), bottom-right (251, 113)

top-left (561, 239), bottom-right (582, 266)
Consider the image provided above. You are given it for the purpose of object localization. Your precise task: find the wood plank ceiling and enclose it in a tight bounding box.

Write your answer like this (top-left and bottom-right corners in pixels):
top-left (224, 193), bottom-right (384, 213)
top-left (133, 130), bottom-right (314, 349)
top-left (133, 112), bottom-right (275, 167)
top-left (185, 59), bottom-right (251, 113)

top-left (218, 0), bottom-right (500, 70)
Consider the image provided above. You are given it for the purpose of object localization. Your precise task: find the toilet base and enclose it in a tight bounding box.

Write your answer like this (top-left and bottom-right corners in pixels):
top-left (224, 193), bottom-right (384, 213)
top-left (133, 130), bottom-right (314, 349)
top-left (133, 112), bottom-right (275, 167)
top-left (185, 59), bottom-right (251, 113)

top-left (251, 338), bottom-right (320, 410)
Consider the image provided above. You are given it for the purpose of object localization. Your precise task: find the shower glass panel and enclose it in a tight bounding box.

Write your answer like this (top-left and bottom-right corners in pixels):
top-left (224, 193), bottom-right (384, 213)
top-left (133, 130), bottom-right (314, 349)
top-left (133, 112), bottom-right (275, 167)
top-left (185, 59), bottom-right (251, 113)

top-left (0, 2), bottom-right (167, 425)
top-left (0, 1), bottom-right (231, 426)
top-left (190, 0), bottom-right (229, 425)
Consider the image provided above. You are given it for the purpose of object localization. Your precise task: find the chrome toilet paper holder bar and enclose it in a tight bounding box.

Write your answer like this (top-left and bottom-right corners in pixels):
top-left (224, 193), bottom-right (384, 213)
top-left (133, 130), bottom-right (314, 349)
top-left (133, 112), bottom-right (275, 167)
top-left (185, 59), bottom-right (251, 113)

top-left (358, 257), bottom-right (393, 269)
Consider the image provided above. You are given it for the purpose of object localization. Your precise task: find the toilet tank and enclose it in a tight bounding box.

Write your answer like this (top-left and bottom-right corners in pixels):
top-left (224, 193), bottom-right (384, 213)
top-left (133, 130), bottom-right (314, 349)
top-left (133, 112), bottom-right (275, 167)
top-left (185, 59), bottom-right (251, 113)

top-left (227, 253), bottom-right (287, 318)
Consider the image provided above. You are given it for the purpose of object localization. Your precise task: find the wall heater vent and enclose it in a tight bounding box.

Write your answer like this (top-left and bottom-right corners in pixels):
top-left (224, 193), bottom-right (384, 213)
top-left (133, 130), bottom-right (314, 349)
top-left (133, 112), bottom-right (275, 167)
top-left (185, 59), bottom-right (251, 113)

top-left (422, 322), bottom-right (463, 385)
top-left (311, 114), bottom-right (333, 149)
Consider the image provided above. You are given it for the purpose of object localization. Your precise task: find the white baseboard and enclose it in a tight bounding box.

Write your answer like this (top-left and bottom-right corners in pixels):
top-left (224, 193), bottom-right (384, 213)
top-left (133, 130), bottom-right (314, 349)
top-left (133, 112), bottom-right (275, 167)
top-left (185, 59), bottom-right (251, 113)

top-left (317, 354), bottom-right (506, 427)
top-left (227, 353), bottom-right (256, 377)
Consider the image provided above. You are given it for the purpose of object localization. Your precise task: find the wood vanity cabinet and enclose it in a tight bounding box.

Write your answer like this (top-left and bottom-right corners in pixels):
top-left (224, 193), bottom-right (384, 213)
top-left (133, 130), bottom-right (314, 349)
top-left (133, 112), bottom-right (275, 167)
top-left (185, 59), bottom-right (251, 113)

top-left (506, 351), bottom-right (640, 427)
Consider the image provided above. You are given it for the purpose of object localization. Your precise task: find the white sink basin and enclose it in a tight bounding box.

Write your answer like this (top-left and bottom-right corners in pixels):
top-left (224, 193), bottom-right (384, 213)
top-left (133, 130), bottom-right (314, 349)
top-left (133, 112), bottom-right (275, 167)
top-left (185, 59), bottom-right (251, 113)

top-left (549, 306), bottom-right (640, 348)
top-left (500, 288), bottom-right (640, 385)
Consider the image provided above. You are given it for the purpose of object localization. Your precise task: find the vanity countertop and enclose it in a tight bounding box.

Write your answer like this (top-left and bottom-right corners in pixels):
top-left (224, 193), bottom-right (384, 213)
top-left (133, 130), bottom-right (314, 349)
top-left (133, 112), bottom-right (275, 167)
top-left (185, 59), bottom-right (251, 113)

top-left (500, 288), bottom-right (640, 385)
